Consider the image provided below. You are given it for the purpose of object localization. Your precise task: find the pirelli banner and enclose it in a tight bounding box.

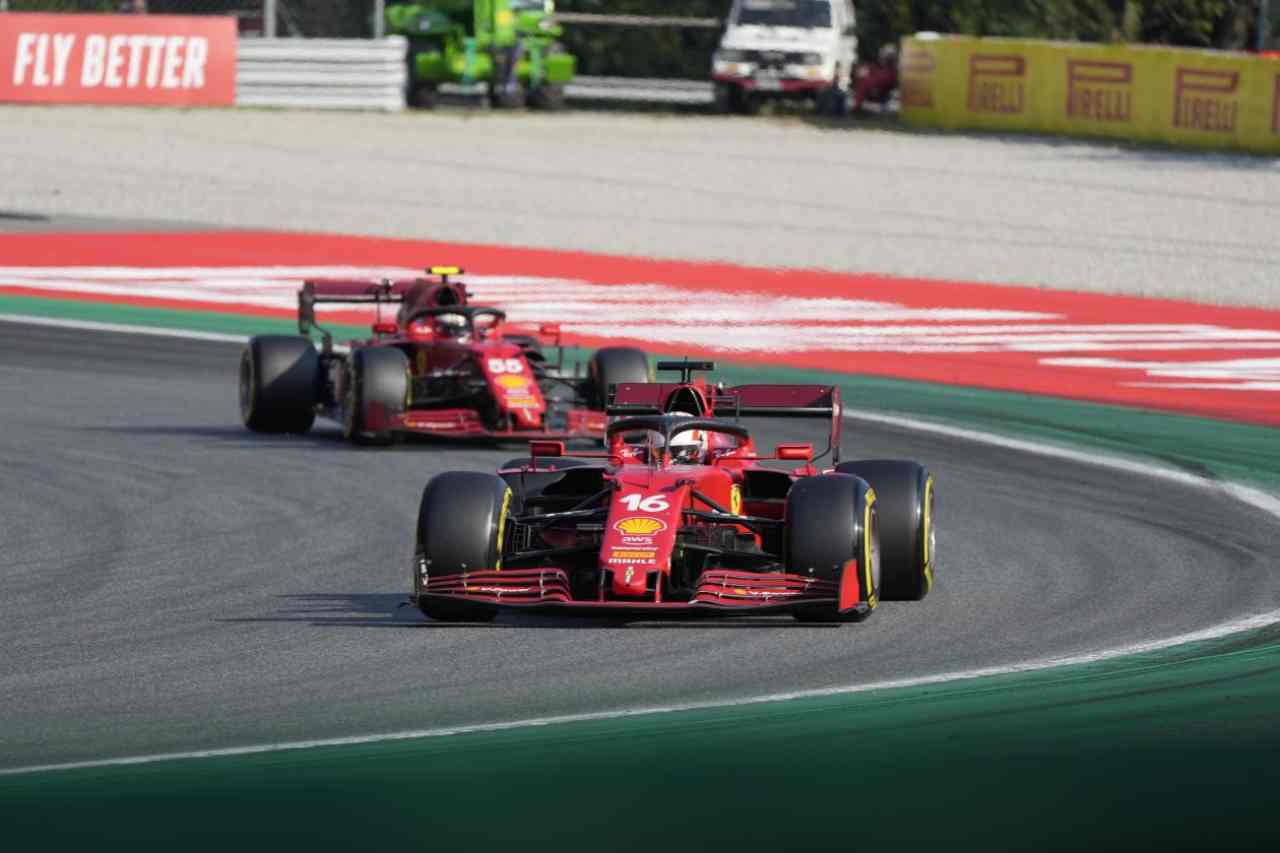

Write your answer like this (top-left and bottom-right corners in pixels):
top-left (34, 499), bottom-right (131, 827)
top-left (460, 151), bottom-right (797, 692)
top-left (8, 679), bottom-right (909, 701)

top-left (900, 35), bottom-right (1280, 154)
top-left (0, 13), bottom-right (236, 107)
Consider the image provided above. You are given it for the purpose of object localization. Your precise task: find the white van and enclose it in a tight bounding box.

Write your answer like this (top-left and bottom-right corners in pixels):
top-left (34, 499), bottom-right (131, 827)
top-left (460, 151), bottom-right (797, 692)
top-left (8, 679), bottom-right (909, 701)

top-left (711, 0), bottom-right (858, 114)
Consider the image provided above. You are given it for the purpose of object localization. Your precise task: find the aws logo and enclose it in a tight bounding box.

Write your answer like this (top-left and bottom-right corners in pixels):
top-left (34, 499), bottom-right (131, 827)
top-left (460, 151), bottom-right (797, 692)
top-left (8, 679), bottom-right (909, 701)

top-left (615, 517), bottom-right (666, 536)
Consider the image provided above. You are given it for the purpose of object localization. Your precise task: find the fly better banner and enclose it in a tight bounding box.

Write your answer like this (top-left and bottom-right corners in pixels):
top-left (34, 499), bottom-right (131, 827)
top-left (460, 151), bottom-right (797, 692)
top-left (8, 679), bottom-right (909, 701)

top-left (900, 35), bottom-right (1280, 154)
top-left (0, 13), bottom-right (235, 106)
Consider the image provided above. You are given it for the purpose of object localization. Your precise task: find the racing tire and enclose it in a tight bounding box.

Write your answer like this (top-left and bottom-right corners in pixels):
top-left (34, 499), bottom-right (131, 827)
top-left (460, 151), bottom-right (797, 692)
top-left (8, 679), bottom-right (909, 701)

top-left (785, 474), bottom-right (880, 623)
top-left (587, 347), bottom-right (651, 409)
top-left (414, 472), bottom-right (512, 623)
top-left (343, 348), bottom-right (409, 447)
top-left (240, 335), bottom-right (318, 434)
top-left (836, 460), bottom-right (935, 601)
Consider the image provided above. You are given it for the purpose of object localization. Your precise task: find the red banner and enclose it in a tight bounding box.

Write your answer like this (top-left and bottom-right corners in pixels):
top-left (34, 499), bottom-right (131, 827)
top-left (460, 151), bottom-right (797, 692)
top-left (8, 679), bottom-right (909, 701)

top-left (0, 13), bottom-right (235, 106)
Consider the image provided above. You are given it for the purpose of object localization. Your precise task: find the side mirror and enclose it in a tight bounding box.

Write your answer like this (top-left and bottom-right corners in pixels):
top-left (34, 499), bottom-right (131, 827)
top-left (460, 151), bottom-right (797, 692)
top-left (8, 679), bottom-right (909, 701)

top-left (372, 321), bottom-right (398, 336)
top-left (529, 440), bottom-right (564, 459)
top-left (775, 443), bottom-right (813, 461)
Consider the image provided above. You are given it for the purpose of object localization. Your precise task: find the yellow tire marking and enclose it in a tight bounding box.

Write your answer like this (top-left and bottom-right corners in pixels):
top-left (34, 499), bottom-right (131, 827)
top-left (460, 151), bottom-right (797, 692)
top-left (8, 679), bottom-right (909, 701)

top-left (864, 487), bottom-right (877, 609)
top-left (922, 475), bottom-right (935, 592)
top-left (494, 487), bottom-right (512, 572)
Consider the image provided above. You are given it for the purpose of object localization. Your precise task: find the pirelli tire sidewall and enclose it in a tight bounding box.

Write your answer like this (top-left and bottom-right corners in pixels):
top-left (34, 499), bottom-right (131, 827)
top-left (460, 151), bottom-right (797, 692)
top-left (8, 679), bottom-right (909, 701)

top-left (786, 473), bottom-right (879, 623)
top-left (836, 460), bottom-right (935, 601)
top-left (414, 472), bottom-right (512, 622)
top-left (344, 347), bottom-right (409, 446)
top-left (240, 335), bottom-right (318, 434)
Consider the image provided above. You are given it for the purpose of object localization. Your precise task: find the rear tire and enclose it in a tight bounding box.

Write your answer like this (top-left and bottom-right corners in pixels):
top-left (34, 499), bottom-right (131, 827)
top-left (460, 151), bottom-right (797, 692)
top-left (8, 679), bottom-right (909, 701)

top-left (587, 347), bottom-right (650, 409)
top-left (343, 348), bottom-right (409, 446)
top-left (836, 461), bottom-right (935, 600)
top-left (786, 474), bottom-right (880, 623)
top-left (240, 335), bottom-right (318, 434)
top-left (414, 472), bottom-right (512, 622)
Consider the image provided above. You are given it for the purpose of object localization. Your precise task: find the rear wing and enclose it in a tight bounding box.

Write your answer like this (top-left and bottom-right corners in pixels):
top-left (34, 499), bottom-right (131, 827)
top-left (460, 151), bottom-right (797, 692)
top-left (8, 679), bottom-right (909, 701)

top-left (608, 380), bottom-right (843, 464)
top-left (298, 266), bottom-right (465, 351)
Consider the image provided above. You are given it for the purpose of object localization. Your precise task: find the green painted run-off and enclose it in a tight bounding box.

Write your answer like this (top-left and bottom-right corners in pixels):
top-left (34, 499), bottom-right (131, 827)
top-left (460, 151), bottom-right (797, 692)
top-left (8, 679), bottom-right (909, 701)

top-left (5, 628), bottom-right (1280, 851)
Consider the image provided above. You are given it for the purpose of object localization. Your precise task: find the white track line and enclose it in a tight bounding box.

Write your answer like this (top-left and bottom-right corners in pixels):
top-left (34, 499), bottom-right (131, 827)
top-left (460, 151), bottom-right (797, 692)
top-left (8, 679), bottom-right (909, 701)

top-left (844, 410), bottom-right (1280, 520)
top-left (2, 313), bottom-right (1279, 778)
top-left (0, 313), bottom-right (247, 344)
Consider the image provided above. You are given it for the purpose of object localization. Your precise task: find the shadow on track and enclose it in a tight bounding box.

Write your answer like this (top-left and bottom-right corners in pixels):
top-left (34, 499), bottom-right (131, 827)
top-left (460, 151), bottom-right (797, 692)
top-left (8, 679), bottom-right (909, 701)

top-left (218, 593), bottom-right (824, 630)
top-left (83, 424), bottom-right (600, 454)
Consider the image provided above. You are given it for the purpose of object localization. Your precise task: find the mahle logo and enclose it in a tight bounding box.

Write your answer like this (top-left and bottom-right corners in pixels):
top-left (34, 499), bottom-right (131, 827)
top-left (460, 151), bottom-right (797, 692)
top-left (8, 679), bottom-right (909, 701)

top-left (615, 517), bottom-right (666, 536)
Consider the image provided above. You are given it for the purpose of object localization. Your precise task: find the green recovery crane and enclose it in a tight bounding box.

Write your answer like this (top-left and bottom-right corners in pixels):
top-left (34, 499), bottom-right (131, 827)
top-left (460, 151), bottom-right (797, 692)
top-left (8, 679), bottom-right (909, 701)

top-left (385, 0), bottom-right (576, 109)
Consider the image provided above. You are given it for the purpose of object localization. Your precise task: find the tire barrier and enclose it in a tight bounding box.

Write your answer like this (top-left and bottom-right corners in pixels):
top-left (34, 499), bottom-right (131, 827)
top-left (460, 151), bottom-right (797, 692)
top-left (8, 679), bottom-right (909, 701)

top-left (236, 36), bottom-right (407, 111)
top-left (566, 75), bottom-right (712, 105)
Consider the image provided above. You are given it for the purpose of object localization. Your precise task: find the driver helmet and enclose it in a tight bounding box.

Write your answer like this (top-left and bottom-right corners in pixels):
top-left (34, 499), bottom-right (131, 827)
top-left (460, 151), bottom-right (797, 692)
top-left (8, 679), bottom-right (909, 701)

top-left (664, 413), bottom-right (707, 465)
top-left (434, 312), bottom-right (468, 338)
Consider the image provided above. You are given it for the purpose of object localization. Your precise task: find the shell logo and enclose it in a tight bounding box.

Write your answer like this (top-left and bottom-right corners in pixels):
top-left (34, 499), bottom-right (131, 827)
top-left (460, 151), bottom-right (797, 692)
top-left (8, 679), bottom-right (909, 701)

top-left (615, 517), bottom-right (667, 535)
top-left (496, 375), bottom-right (529, 389)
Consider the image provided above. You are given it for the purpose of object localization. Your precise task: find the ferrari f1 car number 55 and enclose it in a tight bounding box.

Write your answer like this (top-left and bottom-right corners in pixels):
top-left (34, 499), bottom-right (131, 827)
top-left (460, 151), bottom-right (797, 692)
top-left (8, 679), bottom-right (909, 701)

top-left (238, 266), bottom-right (651, 444)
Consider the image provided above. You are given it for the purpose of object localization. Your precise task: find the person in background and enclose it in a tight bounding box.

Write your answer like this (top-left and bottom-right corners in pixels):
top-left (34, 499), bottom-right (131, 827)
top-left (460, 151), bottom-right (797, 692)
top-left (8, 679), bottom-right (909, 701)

top-left (851, 43), bottom-right (899, 113)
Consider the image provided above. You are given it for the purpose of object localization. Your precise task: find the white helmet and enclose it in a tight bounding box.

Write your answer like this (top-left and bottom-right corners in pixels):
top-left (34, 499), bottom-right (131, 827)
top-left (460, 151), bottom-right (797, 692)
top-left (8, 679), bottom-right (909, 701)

top-left (665, 413), bottom-right (707, 464)
top-left (435, 312), bottom-right (468, 338)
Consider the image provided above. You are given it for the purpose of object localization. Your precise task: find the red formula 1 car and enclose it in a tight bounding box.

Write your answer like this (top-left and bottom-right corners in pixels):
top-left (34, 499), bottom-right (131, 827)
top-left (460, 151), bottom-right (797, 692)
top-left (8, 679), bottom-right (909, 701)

top-left (411, 361), bottom-right (936, 623)
top-left (239, 267), bottom-right (650, 444)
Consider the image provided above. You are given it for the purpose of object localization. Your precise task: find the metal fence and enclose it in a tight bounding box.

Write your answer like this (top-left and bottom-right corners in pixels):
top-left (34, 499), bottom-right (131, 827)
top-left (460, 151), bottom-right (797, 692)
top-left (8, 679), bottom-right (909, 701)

top-left (1, 2), bottom-right (724, 109)
top-left (2, 1), bottom-right (386, 37)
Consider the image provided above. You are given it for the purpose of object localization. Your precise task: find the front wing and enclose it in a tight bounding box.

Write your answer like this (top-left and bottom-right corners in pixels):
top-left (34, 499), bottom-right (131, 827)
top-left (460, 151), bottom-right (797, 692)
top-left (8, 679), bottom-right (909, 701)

top-left (414, 568), bottom-right (858, 616)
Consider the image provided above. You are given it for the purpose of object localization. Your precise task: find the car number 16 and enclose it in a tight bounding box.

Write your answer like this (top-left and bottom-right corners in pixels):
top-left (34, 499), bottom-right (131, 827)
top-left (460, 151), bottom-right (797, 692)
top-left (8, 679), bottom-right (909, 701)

top-left (620, 494), bottom-right (670, 512)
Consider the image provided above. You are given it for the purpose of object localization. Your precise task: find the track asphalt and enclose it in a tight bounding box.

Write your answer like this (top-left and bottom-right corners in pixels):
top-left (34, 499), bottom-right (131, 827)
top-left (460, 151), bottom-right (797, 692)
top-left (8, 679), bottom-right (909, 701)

top-left (3, 318), bottom-right (1279, 770)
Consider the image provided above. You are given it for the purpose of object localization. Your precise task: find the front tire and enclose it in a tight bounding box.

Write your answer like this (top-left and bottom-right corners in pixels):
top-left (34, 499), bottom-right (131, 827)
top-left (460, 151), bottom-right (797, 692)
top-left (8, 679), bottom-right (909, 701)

top-left (343, 348), bottom-right (408, 446)
top-left (240, 335), bottom-right (318, 434)
top-left (587, 347), bottom-right (650, 409)
top-left (414, 472), bottom-right (512, 622)
top-left (786, 474), bottom-right (880, 623)
top-left (836, 460), bottom-right (935, 600)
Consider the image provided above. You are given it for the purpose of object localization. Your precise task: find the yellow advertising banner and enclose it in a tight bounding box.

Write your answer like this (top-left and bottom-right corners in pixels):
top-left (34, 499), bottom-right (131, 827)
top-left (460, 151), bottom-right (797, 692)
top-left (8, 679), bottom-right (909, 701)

top-left (900, 35), bottom-right (1280, 154)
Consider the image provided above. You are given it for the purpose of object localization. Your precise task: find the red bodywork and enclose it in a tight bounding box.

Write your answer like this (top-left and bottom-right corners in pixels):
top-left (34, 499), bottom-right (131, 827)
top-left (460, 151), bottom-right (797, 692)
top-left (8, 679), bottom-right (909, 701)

top-left (413, 377), bottom-right (870, 617)
top-left (301, 273), bottom-right (607, 440)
